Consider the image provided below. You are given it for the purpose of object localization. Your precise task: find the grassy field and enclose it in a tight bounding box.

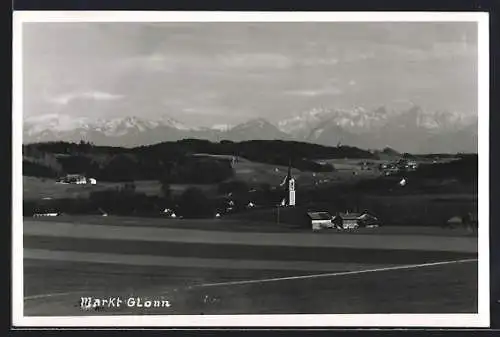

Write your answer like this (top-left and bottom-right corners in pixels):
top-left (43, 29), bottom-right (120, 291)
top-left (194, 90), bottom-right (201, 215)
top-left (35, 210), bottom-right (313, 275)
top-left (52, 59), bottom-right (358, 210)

top-left (231, 156), bottom-right (460, 189)
top-left (27, 215), bottom-right (478, 236)
top-left (23, 216), bottom-right (478, 316)
top-left (24, 259), bottom-right (478, 316)
top-left (230, 158), bottom-right (339, 186)
top-left (23, 176), bottom-right (218, 201)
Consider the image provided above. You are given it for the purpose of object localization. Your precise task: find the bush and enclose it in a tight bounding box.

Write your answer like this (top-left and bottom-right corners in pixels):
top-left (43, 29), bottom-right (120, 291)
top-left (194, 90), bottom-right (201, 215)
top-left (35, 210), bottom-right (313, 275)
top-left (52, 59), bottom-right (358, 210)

top-left (177, 187), bottom-right (215, 218)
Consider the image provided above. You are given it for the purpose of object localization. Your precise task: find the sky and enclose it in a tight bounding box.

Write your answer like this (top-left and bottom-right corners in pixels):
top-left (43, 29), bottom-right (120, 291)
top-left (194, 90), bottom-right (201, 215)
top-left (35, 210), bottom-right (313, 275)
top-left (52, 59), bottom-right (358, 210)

top-left (22, 22), bottom-right (478, 127)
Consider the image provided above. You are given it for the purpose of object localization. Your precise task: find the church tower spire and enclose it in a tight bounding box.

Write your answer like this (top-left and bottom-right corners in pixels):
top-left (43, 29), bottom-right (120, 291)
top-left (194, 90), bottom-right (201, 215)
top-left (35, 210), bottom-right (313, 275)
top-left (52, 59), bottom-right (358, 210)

top-left (284, 157), bottom-right (295, 206)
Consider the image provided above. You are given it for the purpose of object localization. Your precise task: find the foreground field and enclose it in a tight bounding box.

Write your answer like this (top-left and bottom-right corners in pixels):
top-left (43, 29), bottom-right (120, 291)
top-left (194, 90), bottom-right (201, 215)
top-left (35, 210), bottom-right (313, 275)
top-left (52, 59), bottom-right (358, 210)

top-left (24, 259), bottom-right (477, 316)
top-left (23, 216), bottom-right (478, 316)
top-left (29, 215), bottom-right (478, 236)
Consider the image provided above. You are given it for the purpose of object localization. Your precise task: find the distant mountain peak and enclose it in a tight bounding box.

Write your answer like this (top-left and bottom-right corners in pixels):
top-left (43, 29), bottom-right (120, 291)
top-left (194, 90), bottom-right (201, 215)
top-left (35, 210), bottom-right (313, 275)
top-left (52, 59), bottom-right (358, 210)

top-left (22, 106), bottom-right (478, 153)
top-left (238, 117), bottom-right (274, 127)
top-left (156, 114), bottom-right (193, 130)
top-left (211, 124), bottom-right (232, 131)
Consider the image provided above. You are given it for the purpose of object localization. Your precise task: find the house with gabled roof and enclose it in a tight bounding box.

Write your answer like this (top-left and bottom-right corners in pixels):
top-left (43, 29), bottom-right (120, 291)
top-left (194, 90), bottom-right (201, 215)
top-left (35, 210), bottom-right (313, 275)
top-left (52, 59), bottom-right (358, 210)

top-left (307, 211), bottom-right (333, 231)
top-left (332, 210), bottom-right (380, 230)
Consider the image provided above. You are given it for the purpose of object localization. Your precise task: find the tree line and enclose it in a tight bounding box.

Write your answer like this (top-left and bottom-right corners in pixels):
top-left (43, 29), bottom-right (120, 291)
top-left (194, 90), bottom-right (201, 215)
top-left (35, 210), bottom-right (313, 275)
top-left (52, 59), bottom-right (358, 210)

top-left (23, 139), bottom-right (375, 182)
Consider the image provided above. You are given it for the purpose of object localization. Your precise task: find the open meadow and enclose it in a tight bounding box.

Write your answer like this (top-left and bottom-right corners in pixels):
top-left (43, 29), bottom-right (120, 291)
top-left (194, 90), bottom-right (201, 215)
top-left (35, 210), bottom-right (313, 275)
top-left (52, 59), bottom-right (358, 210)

top-left (23, 215), bottom-right (478, 316)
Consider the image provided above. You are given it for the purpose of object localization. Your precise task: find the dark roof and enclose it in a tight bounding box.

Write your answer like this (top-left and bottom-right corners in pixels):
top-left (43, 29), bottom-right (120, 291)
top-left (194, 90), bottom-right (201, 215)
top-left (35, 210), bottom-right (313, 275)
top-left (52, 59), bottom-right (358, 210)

top-left (447, 216), bottom-right (463, 223)
top-left (307, 212), bottom-right (332, 221)
top-left (64, 174), bottom-right (85, 178)
top-left (358, 213), bottom-right (378, 221)
top-left (336, 212), bottom-right (361, 220)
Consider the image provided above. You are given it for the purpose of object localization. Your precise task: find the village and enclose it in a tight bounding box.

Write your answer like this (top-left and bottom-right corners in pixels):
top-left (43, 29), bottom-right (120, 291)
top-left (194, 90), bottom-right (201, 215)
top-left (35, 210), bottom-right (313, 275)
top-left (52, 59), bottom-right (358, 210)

top-left (31, 154), bottom-right (477, 233)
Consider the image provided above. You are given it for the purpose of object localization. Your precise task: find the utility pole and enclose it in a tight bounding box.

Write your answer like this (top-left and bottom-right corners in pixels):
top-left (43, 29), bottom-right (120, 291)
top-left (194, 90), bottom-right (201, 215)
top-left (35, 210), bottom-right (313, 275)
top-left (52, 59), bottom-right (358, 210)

top-left (277, 204), bottom-right (280, 224)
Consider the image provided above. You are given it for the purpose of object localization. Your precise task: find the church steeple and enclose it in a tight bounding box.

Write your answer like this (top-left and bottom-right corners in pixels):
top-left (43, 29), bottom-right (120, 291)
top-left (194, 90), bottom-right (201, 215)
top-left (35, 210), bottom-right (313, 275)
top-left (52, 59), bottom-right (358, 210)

top-left (282, 157), bottom-right (295, 207)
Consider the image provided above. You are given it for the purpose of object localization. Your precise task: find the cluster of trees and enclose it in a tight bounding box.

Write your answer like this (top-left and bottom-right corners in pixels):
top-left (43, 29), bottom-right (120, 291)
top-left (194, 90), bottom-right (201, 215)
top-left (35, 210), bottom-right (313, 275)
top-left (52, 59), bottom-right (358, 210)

top-left (332, 155), bottom-right (478, 196)
top-left (23, 139), bottom-right (373, 182)
top-left (24, 186), bottom-right (161, 216)
top-left (23, 160), bottom-right (62, 178)
top-left (24, 185), bottom-right (212, 218)
top-left (23, 149), bottom-right (63, 178)
top-left (23, 152), bottom-right (235, 185)
top-left (406, 155), bottom-right (477, 184)
top-left (24, 140), bottom-right (119, 155)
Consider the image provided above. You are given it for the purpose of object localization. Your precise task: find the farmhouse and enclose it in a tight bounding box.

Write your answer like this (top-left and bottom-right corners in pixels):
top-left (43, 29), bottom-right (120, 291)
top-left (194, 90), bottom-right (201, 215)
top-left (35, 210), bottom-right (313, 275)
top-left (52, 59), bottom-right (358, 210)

top-left (333, 212), bottom-right (361, 229)
top-left (307, 212), bottom-right (334, 231)
top-left (446, 212), bottom-right (478, 230)
top-left (306, 210), bottom-right (380, 231)
top-left (406, 160), bottom-right (418, 170)
top-left (59, 174), bottom-right (87, 184)
top-left (357, 212), bottom-right (380, 228)
top-left (381, 163), bottom-right (400, 176)
top-left (332, 211), bottom-right (380, 230)
top-left (446, 216), bottom-right (463, 227)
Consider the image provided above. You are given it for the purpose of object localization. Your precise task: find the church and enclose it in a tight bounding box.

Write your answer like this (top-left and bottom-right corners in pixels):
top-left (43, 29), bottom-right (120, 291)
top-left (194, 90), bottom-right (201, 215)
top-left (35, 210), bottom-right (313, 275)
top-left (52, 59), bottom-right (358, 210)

top-left (280, 161), bottom-right (296, 207)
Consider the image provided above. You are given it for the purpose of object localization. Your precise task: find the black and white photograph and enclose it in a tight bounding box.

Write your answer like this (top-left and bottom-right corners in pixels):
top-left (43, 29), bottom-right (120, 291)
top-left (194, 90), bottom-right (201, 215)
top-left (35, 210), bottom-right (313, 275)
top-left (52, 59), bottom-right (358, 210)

top-left (12, 11), bottom-right (489, 327)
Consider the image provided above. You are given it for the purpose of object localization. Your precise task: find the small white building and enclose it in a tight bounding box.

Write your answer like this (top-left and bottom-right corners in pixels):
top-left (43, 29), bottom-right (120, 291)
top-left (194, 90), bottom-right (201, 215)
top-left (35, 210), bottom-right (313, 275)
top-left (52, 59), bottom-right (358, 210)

top-left (406, 161), bottom-right (418, 170)
top-left (33, 212), bottom-right (59, 217)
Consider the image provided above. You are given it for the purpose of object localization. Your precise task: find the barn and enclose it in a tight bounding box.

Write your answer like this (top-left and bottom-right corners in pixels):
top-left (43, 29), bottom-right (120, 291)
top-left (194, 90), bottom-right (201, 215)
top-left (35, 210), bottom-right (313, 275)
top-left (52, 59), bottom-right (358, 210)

top-left (446, 216), bottom-right (463, 228)
top-left (307, 212), bottom-right (333, 231)
top-left (446, 212), bottom-right (478, 230)
top-left (333, 212), bottom-right (361, 230)
top-left (59, 174), bottom-right (87, 185)
top-left (357, 212), bottom-right (380, 228)
top-left (332, 211), bottom-right (380, 230)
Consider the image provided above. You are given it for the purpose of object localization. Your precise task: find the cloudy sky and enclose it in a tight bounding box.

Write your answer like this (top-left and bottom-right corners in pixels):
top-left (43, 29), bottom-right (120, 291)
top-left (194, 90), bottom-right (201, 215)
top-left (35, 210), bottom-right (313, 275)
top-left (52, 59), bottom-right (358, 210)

top-left (23, 22), bottom-right (478, 126)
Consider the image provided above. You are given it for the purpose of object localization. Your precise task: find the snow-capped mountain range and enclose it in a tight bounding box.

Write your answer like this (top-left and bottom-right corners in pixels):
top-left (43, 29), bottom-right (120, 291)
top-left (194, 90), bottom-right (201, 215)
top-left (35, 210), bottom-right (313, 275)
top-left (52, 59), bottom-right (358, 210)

top-left (23, 105), bottom-right (478, 153)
